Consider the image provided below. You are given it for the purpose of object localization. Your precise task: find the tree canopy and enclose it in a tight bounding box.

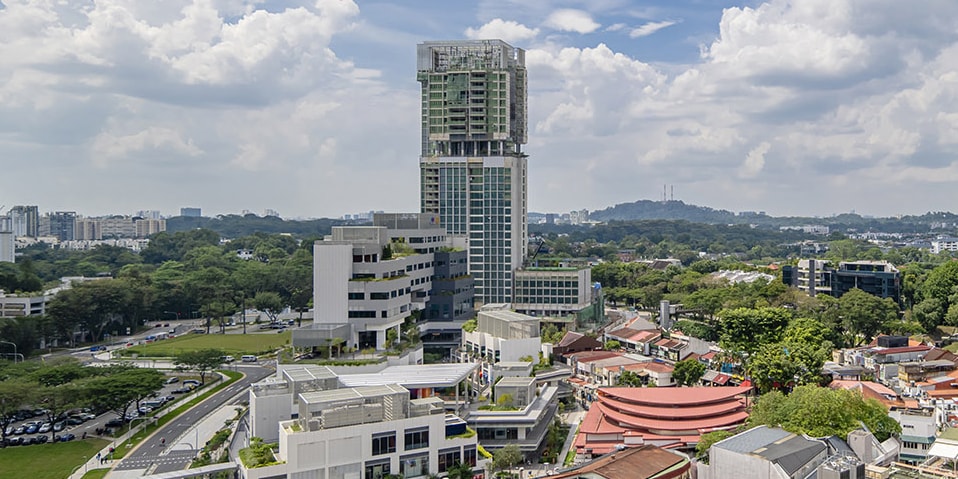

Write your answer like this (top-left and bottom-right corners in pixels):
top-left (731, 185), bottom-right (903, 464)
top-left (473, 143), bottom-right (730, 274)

top-left (748, 385), bottom-right (901, 441)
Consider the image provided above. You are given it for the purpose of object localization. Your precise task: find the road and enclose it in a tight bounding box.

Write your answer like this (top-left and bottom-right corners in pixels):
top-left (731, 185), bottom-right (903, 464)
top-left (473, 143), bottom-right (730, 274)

top-left (113, 364), bottom-right (272, 474)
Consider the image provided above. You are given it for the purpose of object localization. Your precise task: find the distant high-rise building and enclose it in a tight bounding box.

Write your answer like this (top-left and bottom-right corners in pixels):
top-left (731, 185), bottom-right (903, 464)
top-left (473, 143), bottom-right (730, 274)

top-left (40, 211), bottom-right (77, 242)
top-left (264, 209), bottom-right (280, 217)
top-left (135, 218), bottom-right (166, 238)
top-left (0, 231), bottom-right (14, 264)
top-left (8, 206), bottom-right (39, 237)
top-left (135, 210), bottom-right (162, 220)
top-left (180, 207), bottom-right (201, 217)
top-left (417, 39), bottom-right (528, 304)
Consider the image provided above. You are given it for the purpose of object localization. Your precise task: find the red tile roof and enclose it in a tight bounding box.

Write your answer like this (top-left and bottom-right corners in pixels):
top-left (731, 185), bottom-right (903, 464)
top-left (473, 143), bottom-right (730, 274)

top-left (574, 386), bottom-right (752, 455)
top-left (568, 350), bottom-right (622, 363)
top-left (598, 386), bottom-right (752, 406)
top-left (600, 394), bottom-right (745, 419)
top-left (546, 444), bottom-right (689, 479)
top-left (871, 345), bottom-right (931, 356)
top-left (621, 362), bottom-right (674, 374)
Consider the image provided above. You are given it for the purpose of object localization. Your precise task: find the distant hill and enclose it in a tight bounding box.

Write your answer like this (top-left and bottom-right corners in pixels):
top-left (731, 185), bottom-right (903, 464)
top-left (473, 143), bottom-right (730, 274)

top-left (590, 200), bottom-right (738, 224)
top-left (166, 214), bottom-right (351, 238)
top-left (587, 200), bottom-right (958, 234)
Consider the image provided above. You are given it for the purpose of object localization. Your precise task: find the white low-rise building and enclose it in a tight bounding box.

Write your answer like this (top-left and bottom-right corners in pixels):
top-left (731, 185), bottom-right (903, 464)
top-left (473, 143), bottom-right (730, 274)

top-left (243, 375), bottom-right (483, 479)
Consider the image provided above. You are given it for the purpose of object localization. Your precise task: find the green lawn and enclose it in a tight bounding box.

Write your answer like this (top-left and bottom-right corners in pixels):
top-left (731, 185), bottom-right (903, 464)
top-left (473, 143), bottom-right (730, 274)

top-left (0, 438), bottom-right (109, 479)
top-left (119, 331), bottom-right (290, 357)
top-left (80, 469), bottom-right (110, 479)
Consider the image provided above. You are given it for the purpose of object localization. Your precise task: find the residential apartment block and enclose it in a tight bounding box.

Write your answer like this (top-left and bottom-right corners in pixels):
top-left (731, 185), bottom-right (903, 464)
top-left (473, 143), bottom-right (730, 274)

top-left (782, 259), bottom-right (901, 304)
top-left (417, 39), bottom-right (529, 305)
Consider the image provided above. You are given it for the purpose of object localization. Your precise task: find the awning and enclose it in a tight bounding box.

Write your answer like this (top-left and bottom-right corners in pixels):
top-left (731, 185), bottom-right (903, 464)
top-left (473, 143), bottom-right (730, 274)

top-left (928, 439), bottom-right (958, 461)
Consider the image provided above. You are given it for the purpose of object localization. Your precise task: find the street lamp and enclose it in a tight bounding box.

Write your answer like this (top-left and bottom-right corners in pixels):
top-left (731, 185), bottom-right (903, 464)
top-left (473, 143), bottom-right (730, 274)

top-left (0, 340), bottom-right (20, 363)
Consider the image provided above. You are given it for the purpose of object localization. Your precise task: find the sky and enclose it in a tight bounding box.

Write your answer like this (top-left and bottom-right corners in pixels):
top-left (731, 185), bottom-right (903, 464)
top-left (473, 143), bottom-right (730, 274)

top-left (2, 0), bottom-right (958, 219)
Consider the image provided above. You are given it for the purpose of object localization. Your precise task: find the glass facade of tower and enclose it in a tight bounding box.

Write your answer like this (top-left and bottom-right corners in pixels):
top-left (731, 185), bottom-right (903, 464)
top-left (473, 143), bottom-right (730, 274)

top-left (418, 40), bottom-right (528, 304)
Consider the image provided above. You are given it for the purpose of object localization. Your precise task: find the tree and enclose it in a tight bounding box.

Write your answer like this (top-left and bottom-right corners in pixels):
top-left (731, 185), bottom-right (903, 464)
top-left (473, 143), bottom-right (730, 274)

top-left (748, 385), bottom-right (901, 441)
top-left (672, 358), bottom-right (706, 386)
top-left (833, 289), bottom-right (900, 346)
top-left (746, 341), bottom-right (829, 394)
top-left (0, 379), bottom-right (31, 441)
top-left (253, 291), bottom-right (284, 323)
top-left (83, 366), bottom-right (165, 421)
top-left (448, 462), bottom-right (474, 479)
top-left (491, 444), bottom-right (522, 473)
top-left (695, 430), bottom-right (734, 463)
top-left (175, 349), bottom-right (225, 384)
top-left (616, 370), bottom-right (644, 387)
top-left (717, 307), bottom-right (791, 357)
top-left (604, 340), bottom-right (621, 350)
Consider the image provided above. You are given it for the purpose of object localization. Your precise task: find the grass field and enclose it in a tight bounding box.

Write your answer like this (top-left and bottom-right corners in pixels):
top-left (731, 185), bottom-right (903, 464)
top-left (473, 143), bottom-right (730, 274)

top-left (119, 331), bottom-right (290, 357)
top-left (0, 438), bottom-right (109, 479)
top-left (80, 469), bottom-right (109, 479)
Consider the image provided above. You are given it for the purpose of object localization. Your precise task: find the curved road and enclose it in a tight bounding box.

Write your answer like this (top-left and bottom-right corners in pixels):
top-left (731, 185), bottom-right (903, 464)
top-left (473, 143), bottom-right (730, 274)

top-left (114, 364), bottom-right (273, 474)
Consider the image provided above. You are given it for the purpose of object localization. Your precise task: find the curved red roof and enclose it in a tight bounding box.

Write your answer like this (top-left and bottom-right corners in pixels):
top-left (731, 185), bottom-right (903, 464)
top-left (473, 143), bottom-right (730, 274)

top-left (599, 394), bottom-right (745, 420)
top-left (595, 402), bottom-right (749, 433)
top-left (599, 386), bottom-right (752, 406)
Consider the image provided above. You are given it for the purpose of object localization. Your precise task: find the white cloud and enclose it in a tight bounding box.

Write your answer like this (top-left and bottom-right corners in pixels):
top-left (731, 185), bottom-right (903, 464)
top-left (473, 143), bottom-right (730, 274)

top-left (543, 9), bottom-right (600, 34)
top-left (91, 127), bottom-right (202, 166)
top-left (739, 142), bottom-right (771, 178)
top-left (465, 18), bottom-right (539, 43)
top-left (629, 20), bottom-right (676, 38)
top-left (605, 23), bottom-right (626, 32)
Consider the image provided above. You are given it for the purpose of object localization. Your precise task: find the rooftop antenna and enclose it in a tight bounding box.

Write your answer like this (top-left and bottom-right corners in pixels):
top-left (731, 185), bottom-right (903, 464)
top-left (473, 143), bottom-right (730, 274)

top-left (670, 185), bottom-right (674, 202)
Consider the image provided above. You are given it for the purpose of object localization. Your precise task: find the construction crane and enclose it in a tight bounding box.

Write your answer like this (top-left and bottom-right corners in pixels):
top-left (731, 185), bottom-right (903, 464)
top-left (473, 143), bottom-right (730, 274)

top-left (527, 237), bottom-right (546, 267)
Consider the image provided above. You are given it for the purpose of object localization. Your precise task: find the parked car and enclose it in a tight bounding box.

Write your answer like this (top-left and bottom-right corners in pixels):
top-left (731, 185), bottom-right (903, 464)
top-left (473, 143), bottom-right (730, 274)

top-left (36, 435), bottom-right (49, 444)
top-left (24, 423), bottom-right (39, 434)
top-left (59, 433), bottom-right (76, 442)
top-left (5, 437), bottom-right (23, 446)
top-left (66, 417), bottom-right (84, 426)
top-left (38, 422), bottom-right (52, 433)
top-left (105, 418), bottom-right (126, 428)
top-left (183, 379), bottom-right (200, 386)
top-left (13, 425), bottom-right (25, 435)
top-left (52, 422), bottom-right (65, 432)
top-left (165, 377), bottom-right (179, 384)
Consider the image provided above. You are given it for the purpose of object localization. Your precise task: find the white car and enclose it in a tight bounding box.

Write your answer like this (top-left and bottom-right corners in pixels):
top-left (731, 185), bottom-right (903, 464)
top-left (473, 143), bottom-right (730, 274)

top-left (38, 422), bottom-right (52, 433)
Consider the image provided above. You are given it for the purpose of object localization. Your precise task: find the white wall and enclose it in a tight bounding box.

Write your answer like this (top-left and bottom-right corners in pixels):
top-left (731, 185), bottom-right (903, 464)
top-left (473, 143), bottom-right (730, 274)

top-left (314, 244), bottom-right (353, 324)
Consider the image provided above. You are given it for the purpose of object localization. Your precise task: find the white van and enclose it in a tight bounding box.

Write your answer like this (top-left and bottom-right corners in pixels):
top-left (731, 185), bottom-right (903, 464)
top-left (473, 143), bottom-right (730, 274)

top-left (241, 355), bottom-right (257, 362)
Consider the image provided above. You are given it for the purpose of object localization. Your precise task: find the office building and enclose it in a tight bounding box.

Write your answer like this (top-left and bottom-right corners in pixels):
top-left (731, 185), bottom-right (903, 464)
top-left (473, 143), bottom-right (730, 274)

top-left (293, 213), bottom-right (473, 352)
top-left (180, 207), bottom-right (202, 217)
top-left (7, 205), bottom-right (39, 237)
top-left (417, 39), bottom-right (528, 304)
top-left (512, 267), bottom-right (604, 326)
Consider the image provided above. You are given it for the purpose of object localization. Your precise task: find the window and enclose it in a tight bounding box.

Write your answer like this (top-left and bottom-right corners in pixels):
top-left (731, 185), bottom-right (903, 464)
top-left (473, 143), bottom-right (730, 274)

top-left (348, 311), bottom-right (377, 319)
top-left (404, 427), bottom-right (429, 450)
top-left (371, 433), bottom-right (396, 456)
top-left (348, 292), bottom-right (365, 300)
top-left (463, 446), bottom-right (477, 467)
top-left (365, 459), bottom-right (391, 479)
top-left (400, 453), bottom-right (429, 478)
top-left (370, 292), bottom-right (390, 300)
top-left (437, 447), bottom-right (461, 473)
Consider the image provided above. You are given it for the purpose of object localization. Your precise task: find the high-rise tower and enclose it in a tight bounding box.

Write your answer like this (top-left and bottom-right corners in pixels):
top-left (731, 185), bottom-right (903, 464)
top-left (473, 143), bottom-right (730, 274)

top-left (417, 40), bottom-right (528, 305)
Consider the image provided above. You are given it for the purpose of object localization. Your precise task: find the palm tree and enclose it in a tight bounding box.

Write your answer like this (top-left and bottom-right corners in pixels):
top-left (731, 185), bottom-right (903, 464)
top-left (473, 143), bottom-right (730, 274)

top-left (447, 461), bottom-right (474, 479)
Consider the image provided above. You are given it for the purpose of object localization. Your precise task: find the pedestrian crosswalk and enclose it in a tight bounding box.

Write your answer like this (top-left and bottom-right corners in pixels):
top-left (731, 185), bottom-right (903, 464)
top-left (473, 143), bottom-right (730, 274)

top-left (115, 450), bottom-right (197, 471)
